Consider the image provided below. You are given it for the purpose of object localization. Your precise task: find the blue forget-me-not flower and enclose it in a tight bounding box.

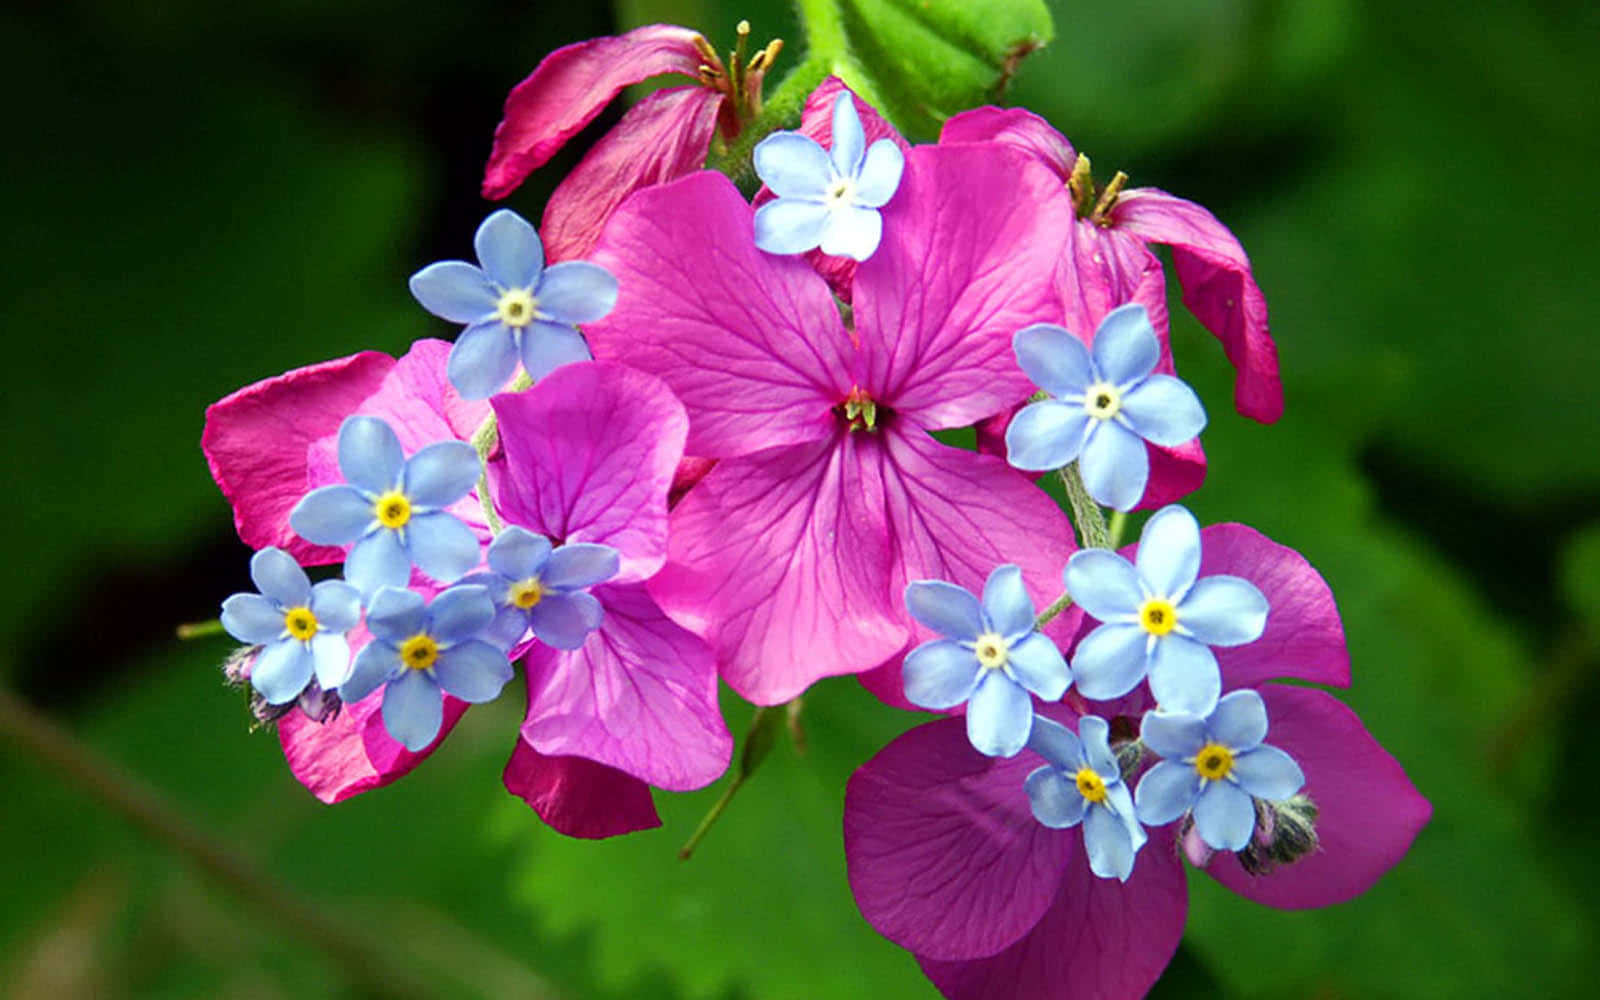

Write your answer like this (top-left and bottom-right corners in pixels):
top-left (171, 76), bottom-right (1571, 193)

top-left (220, 547), bottom-right (362, 704)
top-left (466, 526), bottom-right (620, 650)
top-left (1024, 714), bottom-right (1148, 882)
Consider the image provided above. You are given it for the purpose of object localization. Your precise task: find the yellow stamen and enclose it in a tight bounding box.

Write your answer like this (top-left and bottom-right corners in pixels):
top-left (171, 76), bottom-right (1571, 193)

top-left (1138, 597), bottom-right (1178, 637)
top-left (374, 490), bottom-right (412, 529)
top-left (1193, 742), bottom-right (1235, 782)
top-left (1075, 767), bottom-right (1108, 803)
top-left (399, 634), bottom-right (439, 671)
top-left (496, 288), bottom-right (538, 328)
top-left (283, 606), bottom-right (318, 641)
top-left (509, 577), bottom-right (545, 610)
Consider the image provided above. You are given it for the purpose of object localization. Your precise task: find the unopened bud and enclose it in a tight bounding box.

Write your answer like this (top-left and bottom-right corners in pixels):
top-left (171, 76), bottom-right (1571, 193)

top-left (221, 645), bottom-right (256, 687)
top-left (248, 690), bottom-right (296, 728)
top-left (1236, 794), bottom-right (1320, 875)
top-left (297, 682), bottom-right (342, 724)
top-left (1113, 737), bottom-right (1145, 782)
top-left (1178, 815), bottom-right (1214, 868)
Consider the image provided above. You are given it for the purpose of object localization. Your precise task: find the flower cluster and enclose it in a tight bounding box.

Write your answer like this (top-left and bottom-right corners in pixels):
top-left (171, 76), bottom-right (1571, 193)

top-left (199, 22), bottom-right (1426, 998)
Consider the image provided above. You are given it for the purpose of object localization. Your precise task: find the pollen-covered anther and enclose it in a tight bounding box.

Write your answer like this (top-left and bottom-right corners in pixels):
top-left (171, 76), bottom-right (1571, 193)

top-left (374, 490), bottom-right (412, 529)
top-left (509, 576), bottom-right (545, 610)
top-left (1082, 381), bottom-right (1123, 421)
top-left (1074, 766), bottom-right (1108, 803)
top-left (283, 606), bottom-right (318, 641)
top-left (973, 632), bottom-right (1009, 670)
top-left (1192, 742), bottom-right (1235, 782)
top-left (1138, 597), bottom-right (1178, 636)
top-left (496, 288), bottom-right (538, 328)
top-left (399, 634), bottom-right (440, 671)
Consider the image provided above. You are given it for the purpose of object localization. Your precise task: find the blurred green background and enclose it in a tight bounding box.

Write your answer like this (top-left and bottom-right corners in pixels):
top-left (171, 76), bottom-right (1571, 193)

top-left (2, 0), bottom-right (1597, 996)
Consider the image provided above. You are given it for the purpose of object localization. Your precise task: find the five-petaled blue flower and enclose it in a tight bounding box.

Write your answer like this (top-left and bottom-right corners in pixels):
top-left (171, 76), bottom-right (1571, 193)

top-left (1134, 689), bottom-right (1305, 851)
top-left (466, 526), bottom-right (619, 650)
top-left (752, 92), bottom-right (905, 262)
top-left (1064, 505), bottom-right (1267, 715)
top-left (220, 547), bottom-right (362, 704)
top-left (339, 584), bottom-right (513, 751)
top-left (290, 416), bottom-right (482, 600)
top-left (1006, 303), bottom-right (1206, 511)
top-left (902, 564), bottom-right (1070, 758)
top-left (409, 208), bottom-right (619, 399)
top-left (1024, 714), bottom-right (1148, 882)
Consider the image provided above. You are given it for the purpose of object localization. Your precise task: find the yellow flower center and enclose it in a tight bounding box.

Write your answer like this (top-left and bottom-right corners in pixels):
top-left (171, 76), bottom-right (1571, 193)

top-left (399, 634), bottom-right (439, 671)
top-left (1083, 381), bottom-right (1122, 421)
top-left (1075, 767), bottom-right (1108, 803)
top-left (283, 606), bottom-right (318, 641)
top-left (509, 576), bottom-right (545, 610)
top-left (1138, 597), bottom-right (1178, 636)
top-left (374, 491), bottom-right (412, 529)
top-left (973, 632), bottom-right (1009, 670)
top-left (496, 288), bottom-right (538, 328)
top-left (1193, 742), bottom-right (1235, 782)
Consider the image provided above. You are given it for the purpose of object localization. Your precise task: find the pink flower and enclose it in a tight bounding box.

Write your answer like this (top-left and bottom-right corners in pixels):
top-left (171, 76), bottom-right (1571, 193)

top-left (483, 23), bottom-right (782, 261)
top-left (844, 523), bottom-right (1429, 998)
top-left (942, 107), bottom-right (1284, 424)
top-left (583, 144), bottom-right (1083, 706)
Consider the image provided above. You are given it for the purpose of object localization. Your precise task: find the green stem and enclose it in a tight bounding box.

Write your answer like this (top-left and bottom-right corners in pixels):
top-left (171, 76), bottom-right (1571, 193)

top-left (677, 773), bottom-right (746, 861)
top-left (1058, 462), bottom-right (1112, 549)
top-left (175, 618), bottom-right (225, 640)
top-left (1035, 590), bottom-right (1074, 629)
top-left (1108, 509), bottom-right (1128, 548)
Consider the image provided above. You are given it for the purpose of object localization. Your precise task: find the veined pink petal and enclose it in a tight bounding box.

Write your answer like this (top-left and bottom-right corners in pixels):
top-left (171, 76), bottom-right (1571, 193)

top-left (1203, 686), bottom-right (1430, 907)
top-left (1112, 187), bottom-right (1283, 422)
top-left (502, 737), bottom-right (662, 839)
top-left (203, 351), bottom-right (394, 563)
top-left (482, 24), bottom-right (708, 198)
top-left (586, 171), bottom-right (854, 459)
top-left (278, 680), bottom-right (469, 803)
top-left (854, 144), bottom-right (1072, 429)
top-left (918, 833), bottom-right (1187, 1000)
top-left (844, 714), bottom-right (1072, 962)
top-left (541, 86), bottom-right (724, 262)
top-left (938, 106), bottom-right (1076, 181)
top-left (518, 581), bottom-right (731, 791)
top-left (490, 362), bottom-right (687, 582)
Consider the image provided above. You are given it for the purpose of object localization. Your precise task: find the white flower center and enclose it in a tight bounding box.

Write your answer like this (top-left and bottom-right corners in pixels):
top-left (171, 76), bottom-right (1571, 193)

top-left (496, 288), bottom-right (538, 328)
top-left (824, 176), bottom-right (856, 208)
top-left (1083, 381), bottom-right (1122, 421)
top-left (974, 631), bottom-right (1010, 670)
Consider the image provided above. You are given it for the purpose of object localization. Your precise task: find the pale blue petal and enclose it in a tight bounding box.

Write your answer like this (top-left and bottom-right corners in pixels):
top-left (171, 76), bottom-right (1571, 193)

top-left (1004, 400), bottom-right (1089, 472)
top-left (1139, 709), bottom-right (1207, 759)
top-left (544, 543), bottom-right (620, 590)
top-left (403, 442), bottom-right (479, 508)
top-left (474, 208), bottom-right (544, 289)
top-left (406, 513), bottom-right (480, 584)
top-left (221, 593), bottom-right (286, 644)
top-left (1083, 803), bottom-right (1137, 881)
top-left (1104, 782), bottom-right (1146, 851)
top-left (427, 584), bottom-right (495, 645)
top-left (854, 140), bottom-right (904, 208)
top-left (338, 416), bottom-right (404, 495)
top-left (1194, 780), bottom-right (1255, 851)
top-left (1070, 623), bottom-right (1150, 701)
top-left (818, 204), bottom-right (882, 261)
top-left (902, 639), bottom-right (981, 710)
top-left (447, 320), bottom-right (519, 401)
top-left (981, 565), bottom-right (1034, 638)
top-left (1025, 766), bottom-right (1086, 829)
top-left (536, 261), bottom-right (619, 324)
top-left (966, 671), bottom-right (1033, 758)
top-left (1120, 375), bottom-right (1206, 446)
top-left (344, 530), bottom-right (411, 600)
top-left (408, 261), bottom-right (498, 323)
top-left (381, 669), bottom-right (444, 752)
top-left (754, 198), bottom-right (830, 255)
top-left (487, 526), bottom-right (551, 580)
top-left (1135, 760), bottom-right (1200, 826)
top-left (1177, 575), bottom-right (1269, 646)
top-left (1207, 689), bottom-right (1269, 751)
top-left (1134, 505), bottom-right (1202, 601)
top-left (1079, 422), bottom-right (1149, 512)
top-left (1147, 636), bottom-right (1220, 714)
top-left (1091, 304), bottom-right (1160, 386)
top-left (1077, 715), bottom-right (1118, 778)
top-left (309, 580), bottom-right (362, 632)
top-left (251, 639), bottom-right (314, 704)
top-left (483, 605), bottom-right (530, 651)
top-left (1231, 745), bottom-right (1305, 801)
top-left (341, 641), bottom-right (399, 704)
top-left (249, 547), bottom-right (310, 608)
top-left (904, 580), bottom-right (983, 640)
top-left (520, 320), bottom-right (592, 381)
top-left (829, 92), bottom-right (865, 177)
top-left (1025, 715), bottom-right (1082, 771)
top-left (529, 591), bottom-right (605, 649)
top-left (753, 131), bottom-right (832, 199)
top-left (308, 632), bottom-right (352, 689)
top-left (290, 485), bottom-right (375, 545)
top-left (1006, 633), bottom-right (1070, 701)
top-left (1012, 323), bottom-right (1093, 398)
top-left (1062, 549), bottom-right (1143, 620)
top-left (363, 586), bottom-right (426, 644)
top-left (432, 639), bottom-right (513, 703)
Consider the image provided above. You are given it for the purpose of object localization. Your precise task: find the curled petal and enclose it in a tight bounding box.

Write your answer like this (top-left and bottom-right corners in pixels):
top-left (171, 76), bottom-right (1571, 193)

top-left (938, 106), bottom-right (1077, 179)
top-left (474, 208), bottom-right (544, 289)
top-left (502, 739), bottom-right (662, 839)
top-left (408, 261), bottom-right (498, 324)
top-left (1077, 715), bottom-right (1119, 779)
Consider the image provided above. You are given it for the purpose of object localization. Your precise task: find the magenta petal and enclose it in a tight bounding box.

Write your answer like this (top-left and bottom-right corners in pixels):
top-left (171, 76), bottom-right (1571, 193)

top-left (1204, 686), bottom-right (1430, 908)
top-left (490, 361), bottom-right (687, 582)
top-left (844, 715), bottom-right (1072, 962)
top-left (518, 581), bottom-right (731, 791)
top-left (482, 23), bottom-right (708, 198)
top-left (938, 106), bottom-right (1077, 181)
top-left (501, 737), bottom-right (662, 839)
top-left (918, 833), bottom-right (1187, 999)
top-left (540, 86), bottom-right (723, 262)
top-left (1113, 187), bottom-right (1282, 422)
top-left (587, 171), bottom-right (853, 458)
top-left (277, 684), bottom-right (469, 803)
top-left (854, 144), bottom-right (1073, 429)
top-left (203, 351), bottom-right (394, 563)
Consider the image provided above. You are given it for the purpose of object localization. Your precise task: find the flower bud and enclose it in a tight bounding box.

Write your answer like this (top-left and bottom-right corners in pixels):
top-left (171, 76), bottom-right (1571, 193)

top-left (1236, 794), bottom-right (1319, 875)
top-left (1178, 815), bottom-right (1214, 868)
top-left (220, 645), bottom-right (256, 687)
top-left (297, 682), bottom-right (343, 723)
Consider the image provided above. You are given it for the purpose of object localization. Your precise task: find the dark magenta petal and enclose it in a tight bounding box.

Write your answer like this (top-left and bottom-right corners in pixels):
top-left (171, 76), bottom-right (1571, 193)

top-left (501, 737), bottom-right (662, 839)
top-left (1203, 686), bottom-right (1430, 907)
top-left (844, 715), bottom-right (1072, 961)
top-left (540, 86), bottom-right (724, 262)
top-left (482, 24), bottom-right (708, 198)
top-left (938, 106), bottom-right (1077, 181)
top-left (490, 361), bottom-right (687, 582)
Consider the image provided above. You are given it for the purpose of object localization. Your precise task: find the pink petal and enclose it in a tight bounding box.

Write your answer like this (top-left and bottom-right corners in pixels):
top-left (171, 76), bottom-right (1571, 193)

top-left (1112, 187), bottom-right (1283, 422)
top-left (482, 24), bottom-right (708, 198)
top-left (1203, 686), bottom-right (1430, 907)
top-left (844, 714), bottom-right (1072, 962)
top-left (938, 106), bottom-right (1076, 181)
top-left (278, 680), bottom-right (469, 803)
top-left (518, 581), bottom-right (731, 791)
top-left (203, 351), bottom-right (394, 563)
top-left (540, 86), bottom-right (724, 262)
top-left (502, 737), bottom-right (662, 839)
top-left (490, 361), bottom-right (687, 582)
top-left (918, 833), bottom-right (1187, 999)
top-left (854, 144), bottom-right (1073, 429)
top-left (586, 171), bottom-right (854, 459)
